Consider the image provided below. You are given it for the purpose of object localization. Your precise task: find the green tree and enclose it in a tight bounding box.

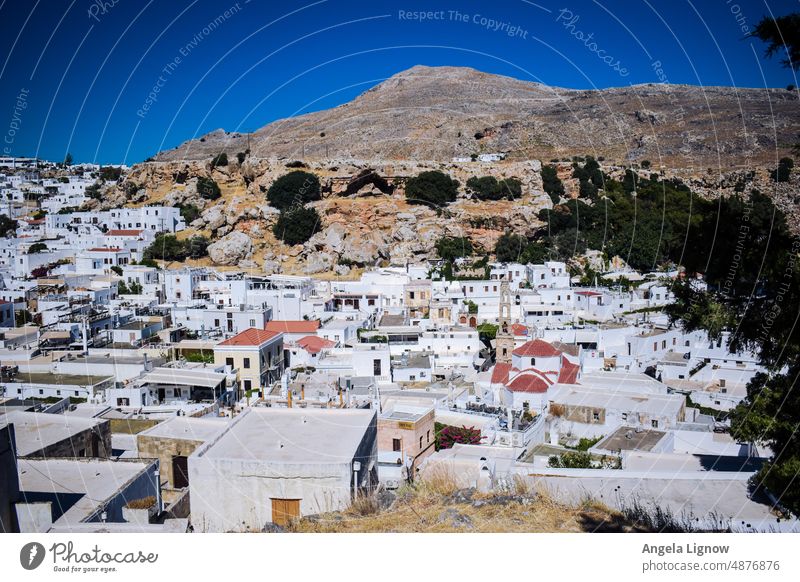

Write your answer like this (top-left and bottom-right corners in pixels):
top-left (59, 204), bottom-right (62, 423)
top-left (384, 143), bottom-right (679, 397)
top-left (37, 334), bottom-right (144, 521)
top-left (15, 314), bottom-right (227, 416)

top-left (63, 153), bottom-right (73, 167)
top-left (667, 191), bottom-right (800, 516)
top-left (273, 206), bottom-right (321, 246)
top-left (771, 157), bottom-right (794, 182)
top-left (465, 176), bottom-right (522, 201)
top-left (494, 232), bottom-right (546, 264)
top-left (266, 171), bottom-right (321, 211)
top-left (211, 152), bottom-right (228, 167)
top-left (177, 203), bottom-right (201, 224)
top-left (197, 176), bottom-right (221, 200)
top-left (436, 236), bottom-right (473, 261)
top-left (27, 242), bottom-right (48, 253)
top-left (404, 170), bottom-right (459, 207)
top-left (143, 234), bottom-right (187, 262)
top-left (753, 13), bottom-right (800, 70)
top-left (0, 215), bottom-right (18, 237)
top-left (541, 164), bottom-right (565, 204)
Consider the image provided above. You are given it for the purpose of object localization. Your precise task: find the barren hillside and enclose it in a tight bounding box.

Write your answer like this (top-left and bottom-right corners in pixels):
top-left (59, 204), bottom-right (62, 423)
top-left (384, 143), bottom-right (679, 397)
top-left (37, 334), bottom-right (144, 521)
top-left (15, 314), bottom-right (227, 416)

top-left (154, 65), bottom-right (799, 167)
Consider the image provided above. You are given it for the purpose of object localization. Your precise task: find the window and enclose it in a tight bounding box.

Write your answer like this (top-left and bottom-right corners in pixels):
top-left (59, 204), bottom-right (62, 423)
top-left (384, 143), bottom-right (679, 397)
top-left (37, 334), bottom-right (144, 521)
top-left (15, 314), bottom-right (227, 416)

top-left (392, 438), bottom-right (401, 452)
top-left (373, 359), bottom-right (382, 376)
top-left (243, 357), bottom-right (251, 369)
top-left (250, 319), bottom-right (256, 327)
top-left (651, 420), bottom-right (659, 428)
top-left (592, 411), bottom-right (600, 421)
top-left (225, 357), bottom-right (234, 368)
top-left (530, 357), bottom-right (536, 366)
top-left (419, 436), bottom-right (423, 449)
top-left (244, 380), bottom-right (252, 391)
top-left (427, 430), bottom-right (430, 443)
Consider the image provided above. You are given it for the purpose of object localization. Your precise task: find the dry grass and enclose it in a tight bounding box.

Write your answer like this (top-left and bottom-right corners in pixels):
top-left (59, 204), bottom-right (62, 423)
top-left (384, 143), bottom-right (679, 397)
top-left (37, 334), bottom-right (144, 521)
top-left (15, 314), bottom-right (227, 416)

top-left (126, 496), bottom-right (156, 510)
top-left (288, 473), bottom-right (649, 533)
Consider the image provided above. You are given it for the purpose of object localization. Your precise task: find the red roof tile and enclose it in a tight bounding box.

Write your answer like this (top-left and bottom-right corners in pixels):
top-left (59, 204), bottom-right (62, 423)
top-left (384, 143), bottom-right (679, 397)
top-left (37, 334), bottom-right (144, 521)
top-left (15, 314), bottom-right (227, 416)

top-left (265, 320), bottom-right (320, 334)
top-left (490, 362), bottom-right (512, 384)
top-left (506, 371), bottom-right (551, 394)
top-left (218, 328), bottom-right (281, 347)
top-left (296, 335), bottom-right (335, 354)
top-left (557, 356), bottom-right (581, 384)
top-left (87, 247), bottom-right (123, 253)
top-left (575, 290), bottom-right (602, 297)
top-left (512, 339), bottom-right (561, 358)
top-left (511, 323), bottom-right (528, 336)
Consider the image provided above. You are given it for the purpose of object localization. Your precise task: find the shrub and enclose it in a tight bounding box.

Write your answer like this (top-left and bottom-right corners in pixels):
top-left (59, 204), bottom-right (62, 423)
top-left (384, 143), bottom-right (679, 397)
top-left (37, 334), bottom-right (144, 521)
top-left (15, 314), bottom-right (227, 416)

top-left (177, 203), bottom-right (201, 223)
top-left (211, 152), bottom-right (228, 167)
top-left (27, 242), bottom-right (48, 254)
top-left (236, 151), bottom-right (246, 164)
top-left (126, 496), bottom-right (156, 510)
top-left (465, 176), bottom-right (522, 200)
top-left (0, 215), bottom-right (17, 237)
top-left (143, 234), bottom-right (209, 262)
top-left (85, 183), bottom-right (103, 200)
top-left (436, 236), bottom-right (473, 261)
top-left (197, 176), bottom-right (221, 200)
top-left (541, 165), bottom-right (565, 204)
top-left (99, 166), bottom-right (122, 181)
top-left (273, 206), bottom-right (321, 246)
top-left (267, 171), bottom-right (321, 210)
top-left (435, 423), bottom-right (483, 451)
top-left (404, 170), bottom-right (459, 207)
top-left (494, 232), bottom-right (547, 264)
top-left (772, 157), bottom-right (793, 182)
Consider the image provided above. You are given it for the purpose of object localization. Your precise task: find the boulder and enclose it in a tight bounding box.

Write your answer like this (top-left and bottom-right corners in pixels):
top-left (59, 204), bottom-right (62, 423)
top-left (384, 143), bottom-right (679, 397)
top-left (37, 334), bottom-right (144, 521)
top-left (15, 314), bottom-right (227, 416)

top-left (201, 205), bottom-right (227, 231)
top-left (207, 231), bottom-right (253, 265)
top-left (304, 251), bottom-right (335, 274)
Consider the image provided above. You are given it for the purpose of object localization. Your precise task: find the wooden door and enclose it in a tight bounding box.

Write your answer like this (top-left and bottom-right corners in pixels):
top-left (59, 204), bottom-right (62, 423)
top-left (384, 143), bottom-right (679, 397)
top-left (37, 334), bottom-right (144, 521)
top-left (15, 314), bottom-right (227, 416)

top-left (271, 498), bottom-right (300, 526)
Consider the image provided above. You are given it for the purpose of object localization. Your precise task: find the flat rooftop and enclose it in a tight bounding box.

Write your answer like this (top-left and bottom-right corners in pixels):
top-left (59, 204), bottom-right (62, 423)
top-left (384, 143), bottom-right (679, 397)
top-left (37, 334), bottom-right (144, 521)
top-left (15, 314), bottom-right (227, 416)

top-left (138, 415), bottom-right (228, 442)
top-left (198, 408), bottom-right (375, 464)
top-left (139, 367), bottom-right (226, 388)
top-left (3, 371), bottom-right (112, 386)
top-left (2, 411), bottom-right (107, 457)
top-left (595, 426), bottom-right (667, 453)
top-left (18, 458), bottom-right (153, 528)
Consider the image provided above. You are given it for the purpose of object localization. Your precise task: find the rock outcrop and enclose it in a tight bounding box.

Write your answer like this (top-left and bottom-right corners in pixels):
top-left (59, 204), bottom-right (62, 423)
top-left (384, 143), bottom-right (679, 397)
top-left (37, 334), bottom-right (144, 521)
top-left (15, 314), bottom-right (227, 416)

top-left (207, 231), bottom-right (253, 266)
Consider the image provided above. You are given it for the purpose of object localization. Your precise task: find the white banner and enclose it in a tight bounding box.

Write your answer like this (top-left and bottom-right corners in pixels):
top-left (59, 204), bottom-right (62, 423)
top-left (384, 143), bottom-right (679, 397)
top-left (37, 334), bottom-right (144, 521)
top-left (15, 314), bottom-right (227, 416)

top-left (2, 533), bottom-right (798, 580)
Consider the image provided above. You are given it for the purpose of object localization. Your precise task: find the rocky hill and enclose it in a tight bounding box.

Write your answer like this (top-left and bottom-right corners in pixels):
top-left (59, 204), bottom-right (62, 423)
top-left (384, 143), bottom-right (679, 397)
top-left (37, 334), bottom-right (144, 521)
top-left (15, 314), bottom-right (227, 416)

top-left (154, 65), bottom-right (799, 167)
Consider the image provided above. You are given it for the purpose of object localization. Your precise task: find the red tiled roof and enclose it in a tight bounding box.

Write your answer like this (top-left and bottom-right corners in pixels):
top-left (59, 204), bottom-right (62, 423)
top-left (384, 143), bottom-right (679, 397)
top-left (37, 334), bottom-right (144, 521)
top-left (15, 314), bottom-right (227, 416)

top-left (557, 356), bottom-right (581, 384)
top-left (88, 247), bottom-right (122, 253)
top-left (265, 320), bottom-right (320, 334)
top-left (506, 370), bottom-right (551, 394)
top-left (511, 323), bottom-right (528, 336)
top-left (296, 335), bottom-right (335, 354)
top-left (218, 328), bottom-right (281, 347)
top-left (513, 339), bottom-right (561, 358)
top-left (490, 362), bottom-right (512, 384)
top-left (106, 229), bottom-right (143, 236)
top-left (575, 290), bottom-right (602, 297)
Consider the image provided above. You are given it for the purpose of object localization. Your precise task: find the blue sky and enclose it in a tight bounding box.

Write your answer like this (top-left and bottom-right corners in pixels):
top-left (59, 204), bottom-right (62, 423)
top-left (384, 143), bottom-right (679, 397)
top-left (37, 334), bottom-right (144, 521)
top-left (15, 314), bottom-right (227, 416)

top-left (1, 0), bottom-right (797, 164)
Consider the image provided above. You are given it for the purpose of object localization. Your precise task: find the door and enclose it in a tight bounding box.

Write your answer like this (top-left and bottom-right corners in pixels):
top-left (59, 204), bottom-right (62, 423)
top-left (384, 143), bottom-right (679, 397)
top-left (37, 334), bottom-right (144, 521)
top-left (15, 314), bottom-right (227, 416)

top-left (172, 455), bottom-right (189, 488)
top-left (271, 498), bottom-right (300, 526)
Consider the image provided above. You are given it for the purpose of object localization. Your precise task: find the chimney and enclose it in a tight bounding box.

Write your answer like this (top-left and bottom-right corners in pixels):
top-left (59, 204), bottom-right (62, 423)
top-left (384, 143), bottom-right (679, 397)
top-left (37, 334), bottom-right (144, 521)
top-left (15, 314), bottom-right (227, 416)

top-left (287, 389), bottom-right (293, 408)
top-left (300, 384), bottom-right (305, 401)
